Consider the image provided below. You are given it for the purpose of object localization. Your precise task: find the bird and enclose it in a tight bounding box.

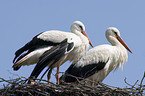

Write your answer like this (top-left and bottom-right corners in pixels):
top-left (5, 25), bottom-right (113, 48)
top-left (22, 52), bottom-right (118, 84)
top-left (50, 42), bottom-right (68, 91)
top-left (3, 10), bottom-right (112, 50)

top-left (13, 21), bottom-right (93, 84)
top-left (60, 27), bottom-right (132, 86)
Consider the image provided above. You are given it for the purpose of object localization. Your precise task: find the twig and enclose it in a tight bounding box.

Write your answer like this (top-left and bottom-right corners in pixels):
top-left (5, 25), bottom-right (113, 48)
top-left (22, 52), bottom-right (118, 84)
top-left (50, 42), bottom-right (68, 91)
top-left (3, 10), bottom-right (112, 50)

top-left (124, 77), bottom-right (135, 88)
top-left (140, 71), bottom-right (145, 87)
top-left (0, 72), bottom-right (145, 95)
top-left (138, 71), bottom-right (145, 95)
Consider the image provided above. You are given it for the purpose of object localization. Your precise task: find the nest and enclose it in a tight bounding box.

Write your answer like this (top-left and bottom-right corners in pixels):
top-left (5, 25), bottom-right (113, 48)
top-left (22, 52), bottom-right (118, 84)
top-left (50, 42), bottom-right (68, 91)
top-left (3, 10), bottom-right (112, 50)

top-left (0, 72), bottom-right (145, 96)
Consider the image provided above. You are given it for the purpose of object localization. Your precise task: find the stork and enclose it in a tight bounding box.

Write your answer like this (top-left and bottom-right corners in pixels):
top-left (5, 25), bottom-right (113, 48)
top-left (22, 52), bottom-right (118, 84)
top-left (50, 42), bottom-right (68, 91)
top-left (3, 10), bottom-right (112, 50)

top-left (13, 21), bottom-right (93, 84)
top-left (60, 27), bottom-right (132, 86)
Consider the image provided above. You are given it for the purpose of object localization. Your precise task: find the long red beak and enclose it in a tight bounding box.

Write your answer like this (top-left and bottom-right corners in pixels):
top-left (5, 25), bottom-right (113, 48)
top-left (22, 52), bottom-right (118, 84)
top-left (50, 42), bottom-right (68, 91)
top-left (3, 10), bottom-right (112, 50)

top-left (82, 31), bottom-right (93, 47)
top-left (117, 36), bottom-right (132, 53)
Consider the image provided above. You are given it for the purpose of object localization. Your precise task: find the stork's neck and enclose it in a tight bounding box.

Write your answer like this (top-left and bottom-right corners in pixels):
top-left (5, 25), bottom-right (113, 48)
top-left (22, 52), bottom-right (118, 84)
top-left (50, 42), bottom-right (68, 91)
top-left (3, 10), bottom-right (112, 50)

top-left (107, 36), bottom-right (122, 47)
top-left (107, 35), bottom-right (128, 57)
top-left (107, 36), bottom-right (128, 70)
top-left (71, 29), bottom-right (82, 36)
top-left (70, 30), bottom-right (89, 63)
top-left (72, 29), bottom-right (89, 42)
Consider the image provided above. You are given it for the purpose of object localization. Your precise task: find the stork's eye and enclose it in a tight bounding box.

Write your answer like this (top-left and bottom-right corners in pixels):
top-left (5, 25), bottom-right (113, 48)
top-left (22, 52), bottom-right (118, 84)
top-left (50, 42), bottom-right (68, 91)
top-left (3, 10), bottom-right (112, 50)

top-left (114, 31), bottom-right (118, 36)
top-left (79, 25), bottom-right (83, 31)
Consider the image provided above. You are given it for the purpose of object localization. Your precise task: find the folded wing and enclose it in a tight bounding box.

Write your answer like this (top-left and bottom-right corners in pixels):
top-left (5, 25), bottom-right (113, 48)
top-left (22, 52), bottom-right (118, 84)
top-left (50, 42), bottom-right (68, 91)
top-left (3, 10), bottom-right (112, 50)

top-left (29, 39), bottom-right (74, 79)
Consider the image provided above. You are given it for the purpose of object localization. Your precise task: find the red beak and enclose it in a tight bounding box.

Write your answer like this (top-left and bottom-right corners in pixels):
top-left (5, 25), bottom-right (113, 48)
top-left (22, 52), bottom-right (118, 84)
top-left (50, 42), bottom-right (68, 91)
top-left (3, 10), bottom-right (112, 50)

top-left (117, 36), bottom-right (132, 53)
top-left (82, 31), bottom-right (93, 47)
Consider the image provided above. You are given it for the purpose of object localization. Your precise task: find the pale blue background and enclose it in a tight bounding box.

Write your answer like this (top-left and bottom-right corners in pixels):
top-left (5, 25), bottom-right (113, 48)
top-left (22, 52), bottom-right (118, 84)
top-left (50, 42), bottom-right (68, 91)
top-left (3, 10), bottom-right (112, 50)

top-left (0, 1), bottom-right (144, 88)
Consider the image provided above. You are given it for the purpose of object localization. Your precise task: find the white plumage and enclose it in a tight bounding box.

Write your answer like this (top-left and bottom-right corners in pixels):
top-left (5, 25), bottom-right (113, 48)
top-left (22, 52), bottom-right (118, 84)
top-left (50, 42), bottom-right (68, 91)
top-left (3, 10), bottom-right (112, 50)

top-left (13, 21), bottom-right (93, 84)
top-left (60, 27), bottom-right (132, 85)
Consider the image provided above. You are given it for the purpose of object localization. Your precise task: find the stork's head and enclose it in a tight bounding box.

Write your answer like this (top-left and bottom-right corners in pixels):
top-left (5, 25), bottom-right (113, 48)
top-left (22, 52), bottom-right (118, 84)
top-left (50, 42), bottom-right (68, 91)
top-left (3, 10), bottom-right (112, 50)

top-left (71, 21), bottom-right (85, 32)
top-left (106, 27), bottom-right (120, 38)
top-left (71, 21), bottom-right (93, 47)
top-left (106, 27), bottom-right (132, 53)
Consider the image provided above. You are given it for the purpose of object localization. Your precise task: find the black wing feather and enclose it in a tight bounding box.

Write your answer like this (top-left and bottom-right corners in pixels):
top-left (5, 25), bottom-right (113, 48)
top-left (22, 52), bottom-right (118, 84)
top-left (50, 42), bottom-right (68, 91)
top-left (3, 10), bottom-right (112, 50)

top-left (29, 39), bottom-right (74, 79)
top-left (62, 58), bottom-right (109, 83)
top-left (13, 34), bottom-right (60, 63)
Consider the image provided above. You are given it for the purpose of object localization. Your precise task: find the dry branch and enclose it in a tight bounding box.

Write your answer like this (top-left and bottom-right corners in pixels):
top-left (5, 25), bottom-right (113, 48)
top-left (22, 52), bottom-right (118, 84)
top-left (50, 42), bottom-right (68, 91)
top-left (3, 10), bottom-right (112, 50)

top-left (0, 72), bottom-right (145, 96)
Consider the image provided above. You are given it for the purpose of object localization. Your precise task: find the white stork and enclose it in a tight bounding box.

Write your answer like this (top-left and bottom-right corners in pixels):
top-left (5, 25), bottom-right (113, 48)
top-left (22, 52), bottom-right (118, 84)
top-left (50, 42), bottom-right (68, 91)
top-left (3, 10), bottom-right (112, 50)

top-left (60, 27), bottom-right (132, 86)
top-left (13, 21), bottom-right (93, 84)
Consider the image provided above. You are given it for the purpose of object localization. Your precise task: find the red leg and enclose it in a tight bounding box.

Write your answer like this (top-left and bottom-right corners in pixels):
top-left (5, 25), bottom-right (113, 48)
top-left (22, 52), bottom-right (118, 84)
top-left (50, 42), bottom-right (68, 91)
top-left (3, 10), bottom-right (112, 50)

top-left (47, 68), bottom-right (52, 84)
top-left (91, 82), bottom-right (94, 87)
top-left (56, 65), bottom-right (60, 84)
